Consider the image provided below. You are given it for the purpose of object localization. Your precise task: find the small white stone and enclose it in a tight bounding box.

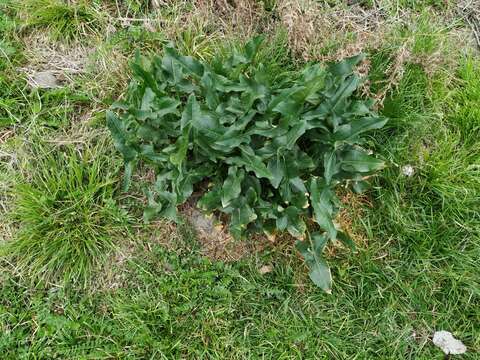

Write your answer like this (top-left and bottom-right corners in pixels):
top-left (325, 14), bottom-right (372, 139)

top-left (401, 164), bottom-right (415, 177)
top-left (30, 71), bottom-right (59, 89)
top-left (432, 330), bottom-right (467, 355)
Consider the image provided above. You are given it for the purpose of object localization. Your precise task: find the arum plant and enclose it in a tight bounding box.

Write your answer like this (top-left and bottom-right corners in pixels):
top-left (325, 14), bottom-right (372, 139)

top-left (107, 37), bottom-right (387, 292)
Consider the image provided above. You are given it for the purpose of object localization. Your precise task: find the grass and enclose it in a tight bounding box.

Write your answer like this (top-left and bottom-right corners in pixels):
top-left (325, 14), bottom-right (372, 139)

top-left (0, 0), bottom-right (479, 358)
top-left (3, 135), bottom-right (129, 286)
top-left (18, 0), bottom-right (106, 41)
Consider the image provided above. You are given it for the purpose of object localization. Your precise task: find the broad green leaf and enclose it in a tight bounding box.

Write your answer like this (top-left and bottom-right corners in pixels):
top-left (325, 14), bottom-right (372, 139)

top-left (198, 188), bottom-right (222, 211)
top-left (106, 111), bottom-right (137, 191)
top-left (170, 130), bottom-right (190, 166)
top-left (341, 150), bottom-right (385, 173)
top-left (333, 116), bottom-right (387, 142)
top-left (227, 146), bottom-right (272, 180)
top-left (140, 144), bottom-right (169, 164)
top-left (244, 35), bottom-right (264, 62)
top-left (123, 161), bottom-right (135, 192)
top-left (309, 258), bottom-right (332, 293)
top-left (289, 177), bottom-right (307, 193)
top-left (310, 178), bottom-right (337, 240)
top-left (222, 167), bottom-right (245, 207)
top-left (311, 232), bottom-right (328, 253)
top-left (328, 53), bottom-right (364, 77)
top-left (352, 180), bottom-right (370, 193)
top-left (295, 240), bottom-right (313, 263)
top-left (181, 94), bottom-right (200, 130)
top-left (131, 62), bottom-right (159, 94)
top-left (296, 233), bottom-right (332, 292)
top-left (285, 207), bottom-right (306, 238)
top-left (323, 150), bottom-right (338, 185)
top-left (153, 97), bottom-right (181, 118)
top-left (137, 124), bottom-right (158, 142)
top-left (106, 111), bottom-right (137, 162)
top-left (140, 87), bottom-right (156, 111)
top-left (267, 155), bottom-right (285, 188)
top-left (328, 75), bottom-right (361, 115)
top-left (165, 46), bottom-right (204, 77)
top-left (230, 201), bottom-right (257, 238)
top-left (276, 215), bottom-right (288, 231)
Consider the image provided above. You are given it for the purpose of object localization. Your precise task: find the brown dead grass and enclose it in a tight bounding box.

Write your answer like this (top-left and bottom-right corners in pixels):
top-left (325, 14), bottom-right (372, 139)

top-left (277, 0), bottom-right (476, 104)
top-left (194, 0), bottom-right (272, 39)
top-left (336, 189), bottom-right (372, 249)
top-left (278, 0), bottom-right (389, 62)
top-left (20, 33), bottom-right (93, 85)
top-left (182, 204), bottom-right (271, 262)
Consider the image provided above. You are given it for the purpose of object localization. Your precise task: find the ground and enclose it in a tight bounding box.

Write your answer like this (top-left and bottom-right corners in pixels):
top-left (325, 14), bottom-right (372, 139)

top-left (0, 0), bottom-right (479, 358)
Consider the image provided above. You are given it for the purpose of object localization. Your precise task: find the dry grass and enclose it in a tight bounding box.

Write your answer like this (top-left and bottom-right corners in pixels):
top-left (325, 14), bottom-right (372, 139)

top-left (336, 189), bottom-right (372, 250)
top-left (182, 205), bottom-right (272, 262)
top-left (278, 0), bottom-right (390, 62)
top-left (195, 0), bottom-right (271, 38)
top-left (20, 33), bottom-right (92, 77)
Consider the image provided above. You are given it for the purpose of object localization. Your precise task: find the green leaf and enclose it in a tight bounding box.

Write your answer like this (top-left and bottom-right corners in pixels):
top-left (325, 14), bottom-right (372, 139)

top-left (295, 233), bottom-right (332, 292)
top-left (308, 258), bottom-right (332, 293)
top-left (229, 201), bottom-right (257, 238)
top-left (227, 146), bottom-right (272, 180)
top-left (123, 161), bottom-right (135, 192)
top-left (165, 46), bottom-right (204, 77)
top-left (153, 97), bottom-right (181, 118)
top-left (341, 150), bottom-right (385, 173)
top-left (181, 94), bottom-right (200, 130)
top-left (323, 150), bottom-right (338, 185)
top-left (267, 155), bottom-right (285, 188)
top-left (170, 130), bottom-right (190, 166)
top-left (333, 117), bottom-right (387, 142)
top-left (222, 167), bottom-right (245, 207)
top-left (285, 207), bottom-right (306, 238)
top-left (328, 53), bottom-right (365, 77)
top-left (289, 177), bottom-right (307, 193)
top-left (244, 35), bottom-right (264, 62)
top-left (131, 62), bottom-right (159, 94)
top-left (311, 232), bottom-right (328, 253)
top-left (106, 111), bottom-right (138, 191)
top-left (352, 180), bottom-right (370, 193)
top-left (328, 75), bottom-right (361, 116)
top-left (198, 188), bottom-right (222, 211)
top-left (106, 111), bottom-right (137, 162)
top-left (309, 178), bottom-right (337, 240)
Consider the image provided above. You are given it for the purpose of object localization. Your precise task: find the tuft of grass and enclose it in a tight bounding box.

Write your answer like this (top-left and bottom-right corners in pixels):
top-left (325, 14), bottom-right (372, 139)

top-left (19, 0), bottom-right (105, 41)
top-left (3, 135), bottom-right (129, 286)
top-left (444, 58), bottom-right (480, 141)
top-left (0, 4), bottom-right (27, 127)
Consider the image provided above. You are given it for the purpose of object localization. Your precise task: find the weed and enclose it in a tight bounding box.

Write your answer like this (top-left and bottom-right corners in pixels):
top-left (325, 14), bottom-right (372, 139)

top-left (108, 38), bottom-right (388, 291)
